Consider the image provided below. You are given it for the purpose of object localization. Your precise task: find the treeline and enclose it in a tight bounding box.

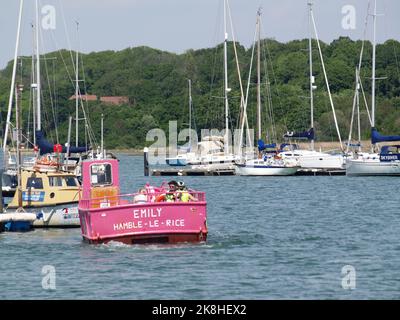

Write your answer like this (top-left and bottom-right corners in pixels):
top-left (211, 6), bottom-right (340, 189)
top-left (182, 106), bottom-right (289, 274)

top-left (0, 36), bottom-right (399, 149)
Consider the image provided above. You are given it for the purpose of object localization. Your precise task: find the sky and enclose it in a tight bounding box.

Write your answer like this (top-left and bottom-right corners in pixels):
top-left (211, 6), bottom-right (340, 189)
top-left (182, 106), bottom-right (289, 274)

top-left (0, 0), bottom-right (399, 68)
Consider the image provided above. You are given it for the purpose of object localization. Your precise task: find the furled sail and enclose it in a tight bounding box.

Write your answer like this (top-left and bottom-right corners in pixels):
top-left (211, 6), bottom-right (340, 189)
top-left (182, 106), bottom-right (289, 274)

top-left (35, 130), bottom-right (88, 155)
top-left (371, 128), bottom-right (400, 145)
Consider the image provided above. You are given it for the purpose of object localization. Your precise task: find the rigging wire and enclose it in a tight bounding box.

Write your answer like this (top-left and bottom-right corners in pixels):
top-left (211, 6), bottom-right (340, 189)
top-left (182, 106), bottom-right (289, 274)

top-left (206, 0), bottom-right (224, 130)
top-left (259, 19), bottom-right (287, 133)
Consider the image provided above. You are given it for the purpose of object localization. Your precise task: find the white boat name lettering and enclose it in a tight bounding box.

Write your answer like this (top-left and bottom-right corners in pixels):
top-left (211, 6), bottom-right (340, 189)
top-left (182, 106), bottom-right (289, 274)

top-left (113, 221), bottom-right (143, 231)
top-left (166, 219), bottom-right (185, 227)
top-left (133, 208), bottom-right (162, 218)
top-left (381, 155), bottom-right (399, 161)
top-left (112, 218), bottom-right (186, 231)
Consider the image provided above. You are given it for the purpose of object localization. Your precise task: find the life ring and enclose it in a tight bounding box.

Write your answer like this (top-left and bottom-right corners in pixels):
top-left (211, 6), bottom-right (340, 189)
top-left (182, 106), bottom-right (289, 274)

top-left (155, 194), bottom-right (166, 202)
top-left (36, 157), bottom-right (58, 167)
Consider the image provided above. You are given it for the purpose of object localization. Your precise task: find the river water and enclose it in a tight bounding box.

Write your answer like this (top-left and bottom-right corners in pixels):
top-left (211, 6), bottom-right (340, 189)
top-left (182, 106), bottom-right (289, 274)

top-left (1, 155), bottom-right (399, 299)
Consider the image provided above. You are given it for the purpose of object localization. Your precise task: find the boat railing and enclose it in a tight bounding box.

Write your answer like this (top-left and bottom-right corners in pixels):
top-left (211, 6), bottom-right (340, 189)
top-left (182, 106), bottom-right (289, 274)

top-left (79, 191), bottom-right (206, 210)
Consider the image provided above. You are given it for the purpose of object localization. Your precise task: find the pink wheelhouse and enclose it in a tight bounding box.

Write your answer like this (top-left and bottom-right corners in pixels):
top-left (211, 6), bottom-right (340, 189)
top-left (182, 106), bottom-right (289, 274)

top-left (78, 159), bottom-right (207, 245)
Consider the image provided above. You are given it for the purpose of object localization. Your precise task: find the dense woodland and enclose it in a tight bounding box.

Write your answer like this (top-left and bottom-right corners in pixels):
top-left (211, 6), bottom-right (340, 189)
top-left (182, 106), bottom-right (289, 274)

top-left (0, 36), bottom-right (399, 149)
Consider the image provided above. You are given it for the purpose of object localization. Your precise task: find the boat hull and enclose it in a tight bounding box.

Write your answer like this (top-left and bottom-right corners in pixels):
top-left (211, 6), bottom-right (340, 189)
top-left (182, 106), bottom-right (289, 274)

top-left (0, 212), bottom-right (37, 232)
top-left (2, 187), bottom-right (16, 197)
top-left (279, 150), bottom-right (345, 170)
top-left (235, 164), bottom-right (298, 176)
top-left (346, 159), bottom-right (400, 176)
top-left (166, 158), bottom-right (187, 166)
top-left (299, 155), bottom-right (344, 169)
top-left (33, 206), bottom-right (80, 228)
top-left (78, 201), bottom-right (207, 245)
top-left (83, 232), bottom-right (207, 245)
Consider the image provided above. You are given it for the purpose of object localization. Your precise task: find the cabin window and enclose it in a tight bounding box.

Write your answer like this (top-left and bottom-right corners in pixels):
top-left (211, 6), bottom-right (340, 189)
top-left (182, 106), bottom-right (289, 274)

top-left (26, 177), bottom-right (44, 189)
top-left (49, 177), bottom-right (63, 187)
top-left (90, 164), bottom-right (112, 186)
top-left (65, 177), bottom-right (78, 187)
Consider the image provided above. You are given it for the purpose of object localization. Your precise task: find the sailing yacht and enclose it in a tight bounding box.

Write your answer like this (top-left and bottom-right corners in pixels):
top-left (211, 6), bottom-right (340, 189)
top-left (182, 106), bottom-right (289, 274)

top-left (346, 0), bottom-right (400, 176)
top-left (235, 9), bottom-right (299, 176)
top-left (166, 79), bottom-right (199, 166)
top-left (167, 0), bottom-right (240, 169)
top-left (277, 2), bottom-right (345, 171)
top-left (1, 0), bottom-right (83, 227)
top-left (0, 83), bottom-right (37, 232)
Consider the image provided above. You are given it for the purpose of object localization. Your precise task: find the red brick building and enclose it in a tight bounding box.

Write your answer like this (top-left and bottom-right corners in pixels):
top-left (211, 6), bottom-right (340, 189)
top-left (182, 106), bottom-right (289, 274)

top-left (69, 94), bottom-right (98, 101)
top-left (100, 96), bottom-right (129, 105)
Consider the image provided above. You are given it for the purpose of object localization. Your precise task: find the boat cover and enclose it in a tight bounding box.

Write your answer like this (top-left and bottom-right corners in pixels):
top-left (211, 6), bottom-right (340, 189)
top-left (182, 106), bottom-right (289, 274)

top-left (36, 130), bottom-right (88, 155)
top-left (283, 128), bottom-right (315, 140)
top-left (371, 128), bottom-right (400, 145)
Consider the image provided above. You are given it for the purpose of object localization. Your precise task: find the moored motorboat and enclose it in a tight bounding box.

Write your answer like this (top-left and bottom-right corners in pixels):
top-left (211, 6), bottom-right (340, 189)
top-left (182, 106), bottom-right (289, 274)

top-left (33, 205), bottom-right (80, 228)
top-left (235, 157), bottom-right (299, 176)
top-left (6, 168), bottom-right (80, 208)
top-left (78, 159), bottom-right (208, 244)
top-left (0, 212), bottom-right (37, 232)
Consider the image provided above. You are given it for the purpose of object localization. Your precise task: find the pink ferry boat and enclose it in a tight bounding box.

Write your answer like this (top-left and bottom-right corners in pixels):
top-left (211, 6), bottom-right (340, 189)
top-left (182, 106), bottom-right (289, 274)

top-left (78, 159), bottom-right (207, 244)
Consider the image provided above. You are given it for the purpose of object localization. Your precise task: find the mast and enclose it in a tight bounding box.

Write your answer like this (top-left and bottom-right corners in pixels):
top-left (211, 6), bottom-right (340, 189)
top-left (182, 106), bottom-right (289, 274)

top-left (3, 0), bottom-right (24, 154)
top-left (371, 0), bottom-right (377, 131)
top-left (223, 0), bottom-right (230, 151)
top-left (101, 114), bottom-right (104, 158)
top-left (15, 84), bottom-right (24, 209)
top-left (256, 8), bottom-right (262, 141)
top-left (75, 21), bottom-right (80, 147)
top-left (356, 68), bottom-right (361, 152)
top-left (66, 116), bottom-right (72, 171)
top-left (308, 1), bottom-right (315, 151)
top-left (35, 0), bottom-right (42, 131)
top-left (310, 4), bottom-right (343, 151)
top-left (31, 23), bottom-right (37, 146)
top-left (188, 79), bottom-right (192, 148)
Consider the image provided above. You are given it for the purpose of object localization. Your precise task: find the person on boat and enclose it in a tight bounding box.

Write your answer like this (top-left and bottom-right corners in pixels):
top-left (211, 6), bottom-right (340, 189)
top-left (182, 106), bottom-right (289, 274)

top-left (176, 181), bottom-right (198, 202)
top-left (154, 181), bottom-right (180, 202)
top-left (165, 181), bottom-right (178, 202)
top-left (133, 188), bottom-right (147, 204)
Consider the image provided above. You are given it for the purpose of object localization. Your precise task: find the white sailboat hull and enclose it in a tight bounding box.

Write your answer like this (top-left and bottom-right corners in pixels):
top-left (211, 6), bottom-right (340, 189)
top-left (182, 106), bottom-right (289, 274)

top-left (299, 154), bottom-right (345, 169)
top-left (280, 150), bottom-right (345, 170)
top-left (235, 164), bottom-right (298, 176)
top-left (346, 159), bottom-right (400, 176)
top-left (32, 206), bottom-right (80, 228)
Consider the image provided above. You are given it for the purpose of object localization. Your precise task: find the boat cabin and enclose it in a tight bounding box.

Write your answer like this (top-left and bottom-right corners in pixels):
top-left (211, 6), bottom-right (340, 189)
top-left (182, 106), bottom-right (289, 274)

top-left (380, 145), bottom-right (400, 162)
top-left (80, 159), bottom-right (120, 208)
top-left (7, 169), bottom-right (80, 208)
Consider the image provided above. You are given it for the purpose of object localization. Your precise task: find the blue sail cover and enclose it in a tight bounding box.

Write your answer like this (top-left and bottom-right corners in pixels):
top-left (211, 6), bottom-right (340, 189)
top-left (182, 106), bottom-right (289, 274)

top-left (258, 140), bottom-right (276, 152)
top-left (35, 130), bottom-right (88, 155)
top-left (284, 128), bottom-right (315, 141)
top-left (371, 128), bottom-right (400, 145)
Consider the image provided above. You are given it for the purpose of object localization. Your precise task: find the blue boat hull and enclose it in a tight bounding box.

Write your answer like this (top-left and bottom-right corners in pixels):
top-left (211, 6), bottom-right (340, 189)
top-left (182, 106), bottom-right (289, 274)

top-left (166, 159), bottom-right (187, 167)
top-left (4, 221), bottom-right (33, 232)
